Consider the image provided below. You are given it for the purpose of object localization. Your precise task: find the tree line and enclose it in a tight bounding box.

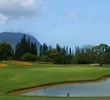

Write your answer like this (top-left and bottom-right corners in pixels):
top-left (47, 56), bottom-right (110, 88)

top-left (74, 44), bottom-right (109, 66)
top-left (0, 34), bottom-right (110, 66)
top-left (39, 43), bottom-right (73, 64)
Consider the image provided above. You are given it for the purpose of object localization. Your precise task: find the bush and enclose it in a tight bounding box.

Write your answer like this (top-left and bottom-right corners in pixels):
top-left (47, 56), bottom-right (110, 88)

top-left (21, 53), bottom-right (37, 62)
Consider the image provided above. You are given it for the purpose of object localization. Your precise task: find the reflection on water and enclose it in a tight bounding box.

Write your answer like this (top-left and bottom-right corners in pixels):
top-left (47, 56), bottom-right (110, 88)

top-left (22, 78), bottom-right (110, 97)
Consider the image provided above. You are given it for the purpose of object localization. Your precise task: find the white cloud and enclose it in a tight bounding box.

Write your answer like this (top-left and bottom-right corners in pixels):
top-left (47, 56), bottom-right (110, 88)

top-left (68, 12), bottom-right (110, 24)
top-left (68, 12), bottom-right (83, 21)
top-left (0, 0), bottom-right (41, 24)
top-left (69, 12), bottom-right (77, 19)
top-left (0, 14), bottom-right (10, 24)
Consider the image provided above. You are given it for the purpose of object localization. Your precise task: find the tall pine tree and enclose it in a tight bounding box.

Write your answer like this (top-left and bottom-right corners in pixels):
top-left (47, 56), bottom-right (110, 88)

top-left (15, 34), bottom-right (38, 60)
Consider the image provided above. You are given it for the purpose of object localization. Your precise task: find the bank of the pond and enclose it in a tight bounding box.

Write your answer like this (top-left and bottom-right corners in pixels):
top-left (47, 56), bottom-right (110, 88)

top-left (9, 76), bottom-right (108, 95)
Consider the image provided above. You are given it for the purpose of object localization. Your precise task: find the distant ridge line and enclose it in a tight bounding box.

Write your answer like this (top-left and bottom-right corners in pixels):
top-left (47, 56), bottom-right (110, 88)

top-left (0, 32), bottom-right (41, 54)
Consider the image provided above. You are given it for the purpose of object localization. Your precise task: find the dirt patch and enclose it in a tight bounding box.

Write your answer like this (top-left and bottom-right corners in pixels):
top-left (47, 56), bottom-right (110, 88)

top-left (0, 63), bottom-right (7, 67)
top-left (11, 61), bottom-right (32, 66)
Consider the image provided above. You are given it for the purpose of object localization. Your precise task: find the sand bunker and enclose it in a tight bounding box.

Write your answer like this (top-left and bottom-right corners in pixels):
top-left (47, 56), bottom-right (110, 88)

top-left (11, 61), bottom-right (32, 66)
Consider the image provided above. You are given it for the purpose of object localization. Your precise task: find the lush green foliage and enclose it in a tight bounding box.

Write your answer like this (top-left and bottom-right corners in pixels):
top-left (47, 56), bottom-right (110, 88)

top-left (44, 49), bottom-right (73, 64)
top-left (21, 53), bottom-right (38, 61)
top-left (39, 43), bottom-right (73, 64)
top-left (74, 44), bottom-right (110, 66)
top-left (0, 42), bottom-right (13, 60)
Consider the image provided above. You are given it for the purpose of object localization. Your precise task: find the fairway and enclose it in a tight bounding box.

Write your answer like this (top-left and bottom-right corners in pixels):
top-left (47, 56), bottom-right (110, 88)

top-left (0, 62), bottom-right (110, 100)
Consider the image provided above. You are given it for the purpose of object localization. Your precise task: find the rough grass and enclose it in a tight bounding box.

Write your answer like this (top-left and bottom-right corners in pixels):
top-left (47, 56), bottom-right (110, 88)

top-left (0, 62), bottom-right (110, 100)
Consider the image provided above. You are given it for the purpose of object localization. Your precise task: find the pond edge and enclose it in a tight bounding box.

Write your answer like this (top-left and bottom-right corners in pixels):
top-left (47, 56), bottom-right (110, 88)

top-left (9, 76), bottom-right (110, 95)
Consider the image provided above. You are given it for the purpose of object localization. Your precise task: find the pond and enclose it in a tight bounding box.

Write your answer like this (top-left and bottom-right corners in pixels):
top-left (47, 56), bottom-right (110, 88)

top-left (22, 78), bottom-right (110, 97)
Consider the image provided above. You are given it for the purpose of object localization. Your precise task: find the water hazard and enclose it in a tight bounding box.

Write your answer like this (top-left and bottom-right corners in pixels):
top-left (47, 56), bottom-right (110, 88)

top-left (22, 78), bottom-right (110, 97)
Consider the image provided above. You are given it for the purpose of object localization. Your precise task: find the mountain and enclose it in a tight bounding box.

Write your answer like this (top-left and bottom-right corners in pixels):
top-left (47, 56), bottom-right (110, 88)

top-left (0, 32), bottom-right (41, 54)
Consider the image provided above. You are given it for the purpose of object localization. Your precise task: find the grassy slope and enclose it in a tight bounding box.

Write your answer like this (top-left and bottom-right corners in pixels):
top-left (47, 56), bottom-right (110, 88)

top-left (0, 62), bottom-right (110, 100)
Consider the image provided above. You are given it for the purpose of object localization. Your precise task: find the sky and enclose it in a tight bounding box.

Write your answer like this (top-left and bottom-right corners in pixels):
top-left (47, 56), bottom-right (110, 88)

top-left (0, 0), bottom-right (110, 49)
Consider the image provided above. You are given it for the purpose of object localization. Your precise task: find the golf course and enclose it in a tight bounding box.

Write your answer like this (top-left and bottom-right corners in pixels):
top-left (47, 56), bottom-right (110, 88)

top-left (0, 61), bottom-right (110, 100)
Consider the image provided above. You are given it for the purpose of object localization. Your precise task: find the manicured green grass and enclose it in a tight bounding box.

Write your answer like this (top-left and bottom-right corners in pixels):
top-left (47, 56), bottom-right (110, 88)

top-left (1, 96), bottom-right (110, 100)
top-left (0, 62), bottom-right (110, 100)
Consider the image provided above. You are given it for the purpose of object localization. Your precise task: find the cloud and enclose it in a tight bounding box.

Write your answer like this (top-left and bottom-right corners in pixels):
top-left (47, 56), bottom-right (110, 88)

top-left (67, 12), bottom-right (86, 22)
top-left (0, 14), bottom-right (10, 24)
top-left (69, 12), bottom-right (77, 19)
top-left (0, 0), bottom-right (41, 24)
top-left (67, 12), bottom-right (110, 24)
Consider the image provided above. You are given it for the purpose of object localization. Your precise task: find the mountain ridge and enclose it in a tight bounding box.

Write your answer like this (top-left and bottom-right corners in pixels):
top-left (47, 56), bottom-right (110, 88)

top-left (0, 32), bottom-right (41, 53)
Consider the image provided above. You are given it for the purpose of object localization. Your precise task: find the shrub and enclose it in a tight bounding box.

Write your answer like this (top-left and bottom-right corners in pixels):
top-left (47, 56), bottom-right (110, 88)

top-left (21, 53), bottom-right (37, 62)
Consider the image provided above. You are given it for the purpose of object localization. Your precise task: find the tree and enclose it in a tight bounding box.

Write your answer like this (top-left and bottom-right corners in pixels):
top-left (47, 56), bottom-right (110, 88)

top-left (92, 43), bottom-right (108, 66)
top-left (15, 34), bottom-right (38, 60)
top-left (31, 42), bottom-right (37, 55)
top-left (61, 55), bottom-right (73, 64)
top-left (101, 52), bottom-right (110, 64)
top-left (0, 42), bottom-right (12, 60)
top-left (42, 43), bottom-right (48, 56)
top-left (40, 45), bottom-right (43, 56)
top-left (56, 43), bottom-right (61, 52)
top-left (14, 42), bottom-right (22, 60)
top-left (74, 46), bottom-right (96, 64)
top-left (45, 49), bottom-right (61, 64)
top-left (69, 48), bottom-right (72, 55)
top-left (61, 46), bottom-right (66, 55)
